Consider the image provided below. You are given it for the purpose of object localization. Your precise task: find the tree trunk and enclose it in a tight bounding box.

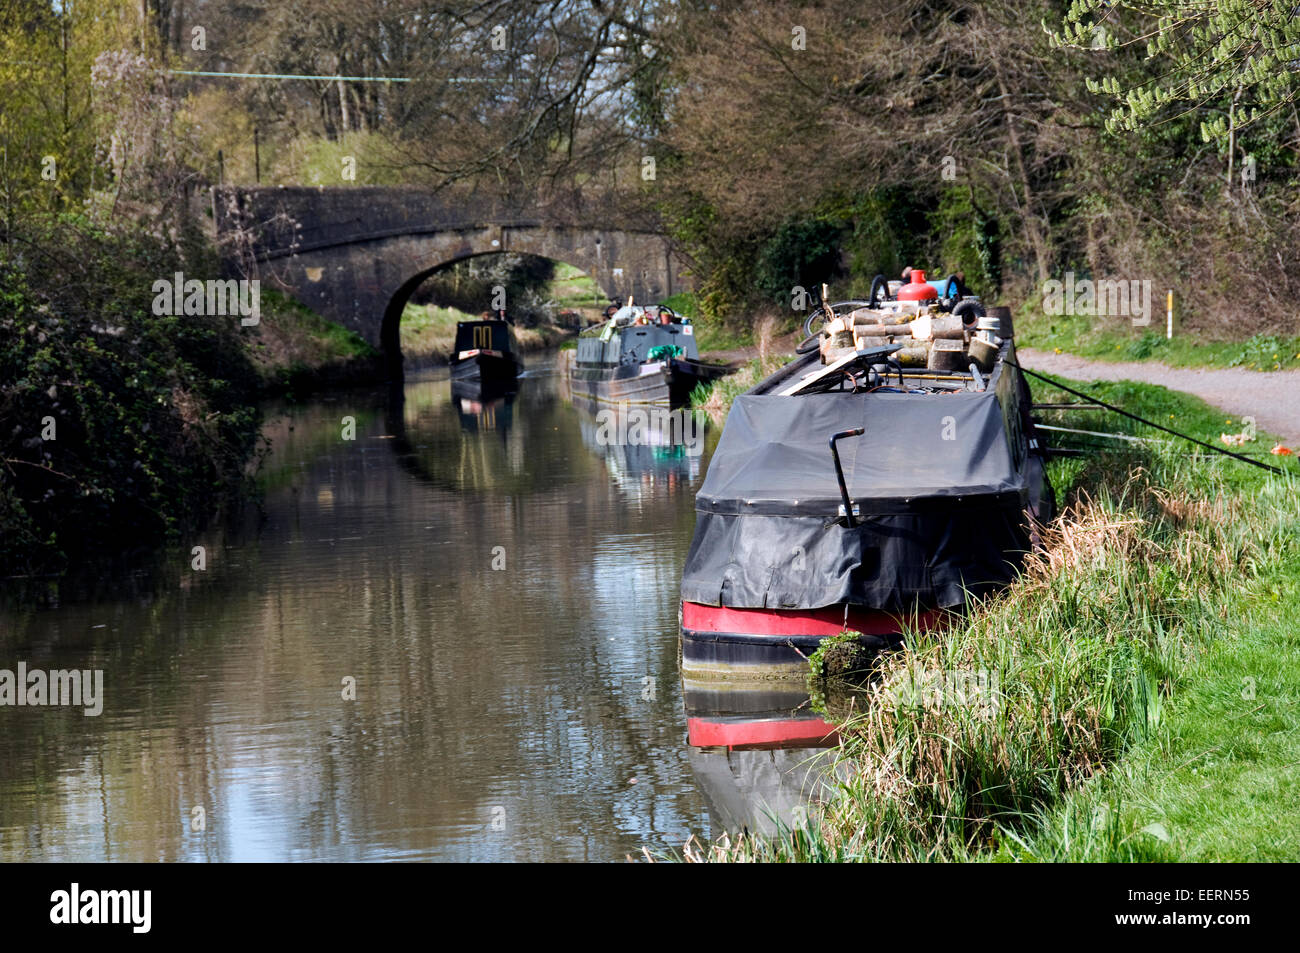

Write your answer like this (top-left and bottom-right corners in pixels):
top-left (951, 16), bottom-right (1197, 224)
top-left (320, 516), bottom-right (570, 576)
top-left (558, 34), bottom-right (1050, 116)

top-left (350, 83), bottom-right (367, 133)
top-left (992, 56), bottom-right (1049, 284)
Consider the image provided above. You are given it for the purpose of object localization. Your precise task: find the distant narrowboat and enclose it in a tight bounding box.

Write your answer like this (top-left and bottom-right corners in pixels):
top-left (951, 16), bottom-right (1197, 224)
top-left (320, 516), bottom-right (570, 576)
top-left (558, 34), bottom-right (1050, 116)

top-left (449, 318), bottom-right (522, 391)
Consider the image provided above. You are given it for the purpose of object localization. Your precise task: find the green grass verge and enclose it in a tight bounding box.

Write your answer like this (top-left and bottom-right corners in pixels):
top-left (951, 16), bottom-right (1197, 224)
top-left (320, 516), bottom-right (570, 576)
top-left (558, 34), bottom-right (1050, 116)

top-left (547, 262), bottom-right (607, 309)
top-left (399, 301), bottom-right (572, 360)
top-left (1017, 310), bottom-right (1300, 372)
top-left (398, 302), bottom-right (473, 358)
top-left (688, 357), bottom-right (780, 422)
top-left (659, 291), bottom-right (701, 318)
top-left (243, 291), bottom-right (381, 395)
top-left (683, 373), bottom-right (1299, 863)
top-left (260, 290), bottom-right (376, 358)
top-left (1006, 559), bottom-right (1300, 862)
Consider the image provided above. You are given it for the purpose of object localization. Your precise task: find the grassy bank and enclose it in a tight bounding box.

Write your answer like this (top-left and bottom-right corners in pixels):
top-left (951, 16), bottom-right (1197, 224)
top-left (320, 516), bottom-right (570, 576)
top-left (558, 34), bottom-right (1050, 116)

top-left (688, 309), bottom-right (794, 419)
top-left (548, 261), bottom-right (606, 313)
top-left (690, 356), bottom-right (782, 423)
top-left (1017, 310), bottom-right (1300, 372)
top-left (680, 374), bottom-right (1299, 862)
top-left (398, 302), bottom-right (572, 364)
top-left (246, 291), bottom-right (383, 395)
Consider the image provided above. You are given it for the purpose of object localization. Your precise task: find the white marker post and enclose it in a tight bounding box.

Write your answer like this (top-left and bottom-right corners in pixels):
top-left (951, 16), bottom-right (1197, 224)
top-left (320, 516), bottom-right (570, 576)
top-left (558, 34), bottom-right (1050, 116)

top-left (1166, 290), bottom-right (1173, 339)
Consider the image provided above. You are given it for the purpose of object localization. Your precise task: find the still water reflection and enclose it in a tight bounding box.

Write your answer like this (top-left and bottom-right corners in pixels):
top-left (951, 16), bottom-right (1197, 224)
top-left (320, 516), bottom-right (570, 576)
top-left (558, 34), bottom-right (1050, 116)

top-left (0, 355), bottom-right (833, 861)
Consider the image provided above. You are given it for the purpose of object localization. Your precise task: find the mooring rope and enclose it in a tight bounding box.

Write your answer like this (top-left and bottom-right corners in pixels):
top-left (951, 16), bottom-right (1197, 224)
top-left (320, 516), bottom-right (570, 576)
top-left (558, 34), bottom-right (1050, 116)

top-left (1006, 359), bottom-right (1290, 476)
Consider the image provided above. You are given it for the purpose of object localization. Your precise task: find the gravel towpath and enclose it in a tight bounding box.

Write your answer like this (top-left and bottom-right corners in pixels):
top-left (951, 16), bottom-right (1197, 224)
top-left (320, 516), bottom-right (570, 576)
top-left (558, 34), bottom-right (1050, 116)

top-left (1016, 347), bottom-right (1300, 448)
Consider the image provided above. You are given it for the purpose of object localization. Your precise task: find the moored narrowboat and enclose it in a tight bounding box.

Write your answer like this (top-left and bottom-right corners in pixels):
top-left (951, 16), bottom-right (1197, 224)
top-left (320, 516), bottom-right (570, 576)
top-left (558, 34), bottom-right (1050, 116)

top-left (679, 272), bottom-right (1055, 678)
top-left (569, 303), bottom-right (730, 407)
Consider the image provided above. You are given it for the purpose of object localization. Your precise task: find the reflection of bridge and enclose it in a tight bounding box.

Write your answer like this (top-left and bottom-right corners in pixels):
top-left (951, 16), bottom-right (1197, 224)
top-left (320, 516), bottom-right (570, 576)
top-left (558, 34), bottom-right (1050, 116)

top-left (212, 186), bottom-right (688, 374)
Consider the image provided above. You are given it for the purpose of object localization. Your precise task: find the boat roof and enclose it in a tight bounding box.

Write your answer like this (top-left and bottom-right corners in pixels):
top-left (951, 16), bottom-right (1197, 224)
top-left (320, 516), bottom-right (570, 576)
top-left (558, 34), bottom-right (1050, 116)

top-left (697, 339), bottom-right (1028, 516)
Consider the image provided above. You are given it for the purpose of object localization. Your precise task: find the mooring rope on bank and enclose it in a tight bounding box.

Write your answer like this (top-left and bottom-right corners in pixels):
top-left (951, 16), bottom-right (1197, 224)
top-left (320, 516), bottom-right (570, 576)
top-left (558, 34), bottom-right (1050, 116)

top-left (1007, 359), bottom-right (1290, 476)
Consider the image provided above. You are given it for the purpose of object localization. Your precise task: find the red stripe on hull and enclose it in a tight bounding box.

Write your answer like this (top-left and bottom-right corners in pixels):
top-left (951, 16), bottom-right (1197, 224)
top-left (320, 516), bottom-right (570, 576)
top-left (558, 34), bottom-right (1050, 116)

top-left (687, 717), bottom-right (839, 750)
top-left (681, 601), bottom-right (944, 637)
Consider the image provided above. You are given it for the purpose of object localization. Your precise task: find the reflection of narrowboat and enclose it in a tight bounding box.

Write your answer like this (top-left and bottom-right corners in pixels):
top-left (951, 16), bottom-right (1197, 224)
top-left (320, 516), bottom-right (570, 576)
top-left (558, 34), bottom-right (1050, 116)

top-left (449, 319), bottom-right (522, 389)
top-left (569, 304), bottom-right (730, 407)
top-left (679, 272), bottom-right (1055, 677)
top-left (451, 386), bottom-right (514, 435)
top-left (565, 394), bottom-right (705, 497)
top-left (683, 679), bottom-right (841, 836)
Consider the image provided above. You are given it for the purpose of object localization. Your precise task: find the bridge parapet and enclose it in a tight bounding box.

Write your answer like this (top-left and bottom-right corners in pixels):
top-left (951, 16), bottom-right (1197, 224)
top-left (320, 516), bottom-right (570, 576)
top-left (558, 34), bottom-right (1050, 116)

top-left (212, 186), bottom-right (655, 260)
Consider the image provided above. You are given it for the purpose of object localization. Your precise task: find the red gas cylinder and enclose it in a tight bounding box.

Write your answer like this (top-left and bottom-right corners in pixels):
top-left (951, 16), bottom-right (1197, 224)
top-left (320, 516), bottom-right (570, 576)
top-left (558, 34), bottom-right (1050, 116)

top-left (898, 268), bottom-right (938, 302)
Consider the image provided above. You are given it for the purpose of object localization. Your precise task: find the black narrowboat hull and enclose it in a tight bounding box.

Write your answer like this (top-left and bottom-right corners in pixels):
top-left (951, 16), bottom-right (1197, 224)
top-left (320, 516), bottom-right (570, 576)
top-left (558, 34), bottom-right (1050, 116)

top-left (568, 357), bottom-right (729, 408)
top-left (449, 351), bottom-right (520, 388)
top-left (450, 377), bottom-right (516, 404)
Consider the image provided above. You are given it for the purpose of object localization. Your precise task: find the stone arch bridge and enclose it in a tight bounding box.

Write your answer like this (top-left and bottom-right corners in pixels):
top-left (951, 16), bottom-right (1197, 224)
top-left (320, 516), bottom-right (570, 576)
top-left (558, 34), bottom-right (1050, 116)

top-left (212, 186), bottom-right (688, 375)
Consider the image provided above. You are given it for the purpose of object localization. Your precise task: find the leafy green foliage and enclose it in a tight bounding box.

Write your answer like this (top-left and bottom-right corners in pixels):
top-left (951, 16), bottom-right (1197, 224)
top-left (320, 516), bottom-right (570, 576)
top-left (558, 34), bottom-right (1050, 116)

top-left (931, 186), bottom-right (1003, 294)
top-left (835, 188), bottom-right (933, 295)
top-left (806, 630), bottom-right (871, 681)
top-left (753, 218), bottom-right (844, 306)
top-left (412, 253), bottom-right (556, 325)
top-left (1227, 334), bottom-right (1293, 371)
top-left (657, 291), bottom-right (699, 319)
top-left (1055, 1), bottom-right (1300, 147)
top-left (0, 219), bottom-right (262, 576)
top-left (1123, 330), bottom-right (1168, 360)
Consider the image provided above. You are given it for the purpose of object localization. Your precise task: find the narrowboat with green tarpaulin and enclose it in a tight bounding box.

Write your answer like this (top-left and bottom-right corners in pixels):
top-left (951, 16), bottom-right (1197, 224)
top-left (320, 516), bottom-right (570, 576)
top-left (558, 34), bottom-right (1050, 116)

top-left (569, 303), bottom-right (730, 407)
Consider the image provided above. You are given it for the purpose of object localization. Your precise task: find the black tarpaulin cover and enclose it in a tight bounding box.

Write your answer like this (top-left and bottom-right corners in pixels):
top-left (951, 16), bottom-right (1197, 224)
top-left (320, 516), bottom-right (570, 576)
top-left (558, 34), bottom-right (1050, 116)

top-left (681, 390), bottom-right (1034, 611)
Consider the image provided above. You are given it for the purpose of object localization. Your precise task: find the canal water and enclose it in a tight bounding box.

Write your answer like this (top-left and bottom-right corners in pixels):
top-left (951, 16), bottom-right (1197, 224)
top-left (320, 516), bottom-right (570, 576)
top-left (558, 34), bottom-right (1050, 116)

top-left (0, 354), bottom-right (832, 861)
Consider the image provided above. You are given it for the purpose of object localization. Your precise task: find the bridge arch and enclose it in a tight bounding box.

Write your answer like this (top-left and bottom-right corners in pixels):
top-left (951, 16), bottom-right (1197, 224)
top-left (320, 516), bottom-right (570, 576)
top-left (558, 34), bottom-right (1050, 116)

top-left (213, 186), bottom-right (689, 377)
top-left (379, 249), bottom-right (606, 374)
